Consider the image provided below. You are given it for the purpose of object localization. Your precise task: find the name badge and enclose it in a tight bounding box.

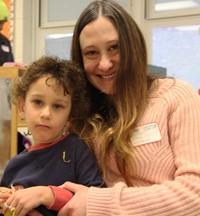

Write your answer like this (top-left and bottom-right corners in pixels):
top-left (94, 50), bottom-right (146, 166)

top-left (131, 123), bottom-right (161, 146)
top-left (1, 44), bottom-right (10, 53)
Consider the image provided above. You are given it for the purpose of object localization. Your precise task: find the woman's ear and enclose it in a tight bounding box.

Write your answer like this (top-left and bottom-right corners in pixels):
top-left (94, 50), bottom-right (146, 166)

top-left (18, 97), bottom-right (25, 120)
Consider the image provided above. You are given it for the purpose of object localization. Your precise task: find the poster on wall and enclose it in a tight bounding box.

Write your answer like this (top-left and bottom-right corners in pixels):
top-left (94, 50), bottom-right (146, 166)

top-left (1, 0), bottom-right (14, 45)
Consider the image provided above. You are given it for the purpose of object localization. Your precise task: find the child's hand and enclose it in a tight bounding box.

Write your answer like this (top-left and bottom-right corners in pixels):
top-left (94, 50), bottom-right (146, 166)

top-left (0, 186), bottom-right (16, 215)
top-left (3, 186), bottom-right (54, 216)
top-left (2, 203), bottom-right (17, 216)
top-left (0, 187), bottom-right (12, 199)
top-left (0, 187), bottom-right (12, 209)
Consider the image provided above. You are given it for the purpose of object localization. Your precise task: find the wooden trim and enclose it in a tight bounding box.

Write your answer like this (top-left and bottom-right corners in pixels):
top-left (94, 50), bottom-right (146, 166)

top-left (0, 67), bottom-right (19, 158)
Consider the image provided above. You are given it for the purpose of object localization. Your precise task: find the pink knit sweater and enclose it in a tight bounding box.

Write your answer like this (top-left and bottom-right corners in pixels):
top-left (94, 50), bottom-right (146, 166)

top-left (87, 78), bottom-right (200, 215)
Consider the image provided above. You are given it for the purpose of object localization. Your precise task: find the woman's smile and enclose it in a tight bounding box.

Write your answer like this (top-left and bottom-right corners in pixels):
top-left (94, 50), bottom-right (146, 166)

top-left (80, 17), bottom-right (120, 95)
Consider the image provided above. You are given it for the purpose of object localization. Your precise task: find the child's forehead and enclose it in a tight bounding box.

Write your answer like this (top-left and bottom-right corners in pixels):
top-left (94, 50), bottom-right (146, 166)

top-left (31, 75), bottom-right (64, 90)
top-left (43, 75), bottom-right (59, 84)
top-left (28, 76), bottom-right (69, 98)
top-left (38, 75), bottom-right (62, 86)
top-left (45, 76), bottom-right (70, 93)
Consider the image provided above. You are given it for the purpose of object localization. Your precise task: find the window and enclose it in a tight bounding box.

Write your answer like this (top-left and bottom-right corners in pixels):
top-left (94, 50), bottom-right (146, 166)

top-left (45, 33), bottom-right (72, 59)
top-left (146, 0), bottom-right (200, 19)
top-left (148, 21), bottom-right (200, 91)
top-left (40, 0), bottom-right (92, 28)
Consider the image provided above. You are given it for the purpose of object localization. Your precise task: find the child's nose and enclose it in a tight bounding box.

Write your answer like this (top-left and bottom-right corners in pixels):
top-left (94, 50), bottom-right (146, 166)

top-left (40, 107), bottom-right (51, 119)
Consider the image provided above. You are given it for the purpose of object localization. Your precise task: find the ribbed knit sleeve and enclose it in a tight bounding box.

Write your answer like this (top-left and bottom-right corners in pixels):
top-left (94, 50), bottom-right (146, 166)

top-left (87, 79), bottom-right (200, 215)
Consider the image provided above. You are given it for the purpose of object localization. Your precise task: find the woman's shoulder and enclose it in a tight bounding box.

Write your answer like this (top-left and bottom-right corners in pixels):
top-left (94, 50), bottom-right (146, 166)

top-left (151, 78), bottom-right (198, 99)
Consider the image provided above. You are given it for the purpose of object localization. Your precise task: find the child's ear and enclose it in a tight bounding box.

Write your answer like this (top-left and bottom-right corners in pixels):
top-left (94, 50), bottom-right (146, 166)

top-left (66, 121), bottom-right (71, 129)
top-left (18, 97), bottom-right (25, 120)
top-left (63, 121), bottom-right (71, 135)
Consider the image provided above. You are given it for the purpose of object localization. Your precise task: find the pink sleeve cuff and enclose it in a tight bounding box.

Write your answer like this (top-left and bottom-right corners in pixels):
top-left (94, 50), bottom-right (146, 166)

top-left (48, 185), bottom-right (73, 211)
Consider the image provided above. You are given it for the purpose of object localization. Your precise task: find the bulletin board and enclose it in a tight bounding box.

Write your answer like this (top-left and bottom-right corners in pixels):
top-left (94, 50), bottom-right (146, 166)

top-left (1, 0), bottom-right (14, 44)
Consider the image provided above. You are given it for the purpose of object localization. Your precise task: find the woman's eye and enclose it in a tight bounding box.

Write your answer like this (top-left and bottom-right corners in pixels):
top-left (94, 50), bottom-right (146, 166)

top-left (84, 50), bottom-right (98, 59)
top-left (86, 50), bottom-right (97, 56)
top-left (110, 44), bottom-right (119, 51)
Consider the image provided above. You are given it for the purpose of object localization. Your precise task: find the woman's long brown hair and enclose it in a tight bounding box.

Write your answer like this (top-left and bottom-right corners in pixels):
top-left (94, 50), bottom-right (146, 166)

top-left (71, 0), bottom-right (156, 186)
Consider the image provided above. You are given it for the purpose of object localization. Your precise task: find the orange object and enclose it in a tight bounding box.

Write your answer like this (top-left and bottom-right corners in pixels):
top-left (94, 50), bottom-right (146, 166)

top-left (1, 0), bottom-right (12, 40)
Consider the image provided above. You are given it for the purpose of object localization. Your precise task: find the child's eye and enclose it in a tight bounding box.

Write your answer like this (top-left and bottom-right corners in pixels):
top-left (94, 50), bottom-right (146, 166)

top-left (53, 104), bottom-right (63, 109)
top-left (33, 99), bottom-right (43, 106)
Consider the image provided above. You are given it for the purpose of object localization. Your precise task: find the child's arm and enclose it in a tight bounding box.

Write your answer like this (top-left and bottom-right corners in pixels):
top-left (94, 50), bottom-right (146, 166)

top-left (47, 186), bottom-right (73, 211)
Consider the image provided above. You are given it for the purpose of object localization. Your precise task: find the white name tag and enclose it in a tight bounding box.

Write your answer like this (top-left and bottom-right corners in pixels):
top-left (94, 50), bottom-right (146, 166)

top-left (131, 123), bottom-right (161, 146)
top-left (1, 44), bottom-right (10, 52)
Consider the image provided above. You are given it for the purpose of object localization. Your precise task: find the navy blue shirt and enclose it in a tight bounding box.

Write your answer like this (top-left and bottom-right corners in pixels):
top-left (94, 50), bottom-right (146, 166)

top-left (1, 134), bottom-right (104, 215)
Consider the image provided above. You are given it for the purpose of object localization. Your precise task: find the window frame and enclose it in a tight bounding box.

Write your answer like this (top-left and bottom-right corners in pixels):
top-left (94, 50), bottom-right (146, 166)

top-left (40, 0), bottom-right (77, 28)
top-left (146, 0), bottom-right (200, 20)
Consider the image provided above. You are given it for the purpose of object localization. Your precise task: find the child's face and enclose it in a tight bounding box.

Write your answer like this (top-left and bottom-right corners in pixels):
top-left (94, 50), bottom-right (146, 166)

top-left (19, 75), bottom-right (72, 144)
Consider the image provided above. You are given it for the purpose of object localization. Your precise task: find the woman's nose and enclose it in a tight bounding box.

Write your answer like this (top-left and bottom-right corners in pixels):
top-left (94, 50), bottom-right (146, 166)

top-left (98, 55), bottom-right (113, 71)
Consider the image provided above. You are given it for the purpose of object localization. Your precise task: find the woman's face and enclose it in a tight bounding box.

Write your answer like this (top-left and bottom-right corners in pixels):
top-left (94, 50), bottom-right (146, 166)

top-left (80, 17), bottom-right (120, 95)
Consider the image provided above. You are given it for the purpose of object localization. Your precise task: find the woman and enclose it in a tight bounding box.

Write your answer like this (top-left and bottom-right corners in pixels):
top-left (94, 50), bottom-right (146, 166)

top-left (58, 0), bottom-right (200, 215)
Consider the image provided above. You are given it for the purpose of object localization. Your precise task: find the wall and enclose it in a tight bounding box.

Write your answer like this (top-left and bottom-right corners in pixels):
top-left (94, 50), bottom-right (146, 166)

top-left (13, 0), bottom-right (32, 65)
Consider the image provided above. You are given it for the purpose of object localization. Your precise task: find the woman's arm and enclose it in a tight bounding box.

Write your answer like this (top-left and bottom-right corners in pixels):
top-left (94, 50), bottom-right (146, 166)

top-left (58, 182), bottom-right (88, 216)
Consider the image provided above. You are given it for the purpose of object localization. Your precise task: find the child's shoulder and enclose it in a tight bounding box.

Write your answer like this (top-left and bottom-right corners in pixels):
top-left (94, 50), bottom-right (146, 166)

top-left (61, 133), bottom-right (89, 149)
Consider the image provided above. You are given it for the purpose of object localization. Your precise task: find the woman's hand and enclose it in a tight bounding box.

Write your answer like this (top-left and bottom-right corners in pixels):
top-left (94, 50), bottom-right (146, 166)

top-left (58, 182), bottom-right (89, 216)
top-left (3, 186), bottom-right (54, 216)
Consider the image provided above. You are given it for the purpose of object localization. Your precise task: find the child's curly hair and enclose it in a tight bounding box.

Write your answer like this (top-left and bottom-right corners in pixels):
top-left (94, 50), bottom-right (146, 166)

top-left (12, 55), bottom-right (91, 133)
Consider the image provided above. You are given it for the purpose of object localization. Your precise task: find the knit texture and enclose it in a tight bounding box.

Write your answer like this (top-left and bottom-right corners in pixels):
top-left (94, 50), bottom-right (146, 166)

top-left (87, 78), bottom-right (200, 216)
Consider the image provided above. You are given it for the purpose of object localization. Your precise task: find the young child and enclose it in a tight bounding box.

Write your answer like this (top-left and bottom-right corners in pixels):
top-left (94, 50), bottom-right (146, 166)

top-left (0, 56), bottom-right (104, 216)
